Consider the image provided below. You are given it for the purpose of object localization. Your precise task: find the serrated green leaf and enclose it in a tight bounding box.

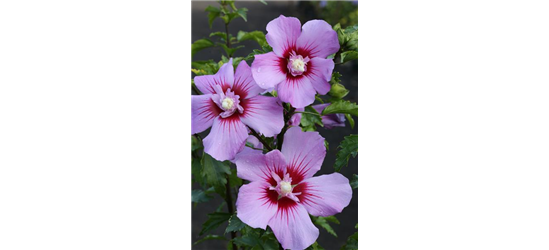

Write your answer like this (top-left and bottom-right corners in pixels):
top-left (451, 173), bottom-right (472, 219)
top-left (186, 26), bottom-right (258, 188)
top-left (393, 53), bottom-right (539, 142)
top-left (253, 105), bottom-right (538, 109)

top-left (225, 214), bottom-right (245, 234)
top-left (201, 153), bottom-right (231, 196)
top-left (192, 60), bottom-right (220, 75)
top-left (312, 216), bottom-right (340, 237)
top-left (193, 234), bottom-right (227, 245)
top-left (233, 234), bottom-right (261, 247)
top-left (322, 100), bottom-right (358, 117)
top-left (341, 232), bottom-right (358, 250)
top-left (330, 71), bottom-right (342, 85)
top-left (205, 6), bottom-right (221, 28)
top-left (334, 135), bottom-right (358, 172)
top-left (192, 189), bottom-right (213, 203)
top-left (200, 212), bottom-right (232, 236)
top-left (192, 136), bottom-right (202, 152)
top-left (192, 38), bottom-right (214, 57)
top-left (237, 31), bottom-right (267, 47)
top-left (300, 106), bottom-right (323, 129)
top-left (350, 174), bottom-right (358, 189)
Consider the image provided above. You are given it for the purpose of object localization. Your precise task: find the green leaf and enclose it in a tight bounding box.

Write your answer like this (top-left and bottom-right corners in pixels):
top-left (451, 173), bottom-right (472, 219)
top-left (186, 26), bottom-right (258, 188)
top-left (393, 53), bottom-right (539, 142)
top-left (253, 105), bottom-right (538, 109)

top-left (233, 234), bottom-right (261, 247)
top-left (218, 43), bottom-right (244, 57)
top-left (201, 153), bottom-right (231, 196)
top-left (259, 0), bottom-right (268, 5)
top-left (200, 212), bottom-right (232, 235)
top-left (340, 51), bottom-right (358, 64)
top-left (192, 60), bottom-right (220, 75)
top-left (193, 234), bottom-right (227, 245)
top-left (229, 168), bottom-right (242, 188)
top-left (305, 242), bottom-right (325, 250)
top-left (334, 135), bottom-right (358, 172)
top-left (191, 38), bottom-right (214, 57)
top-left (225, 214), bottom-right (245, 234)
top-left (345, 114), bottom-right (355, 129)
top-left (192, 136), bottom-right (202, 152)
top-left (340, 232), bottom-right (358, 250)
top-left (322, 100), bottom-right (358, 117)
top-left (300, 106), bottom-right (323, 131)
top-left (210, 32), bottom-right (227, 41)
top-left (236, 8), bottom-right (248, 21)
top-left (192, 158), bottom-right (204, 186)
top-left (192, 188), bottom-right (213, 203)
top-left (205, 6), bottom-right (221, 28)
top-left (350, 174), bottom-right (358, 189)
top-left (237, 31), bottom-right (267, 47)
top-left (312, 216), bottom-right (340, 237)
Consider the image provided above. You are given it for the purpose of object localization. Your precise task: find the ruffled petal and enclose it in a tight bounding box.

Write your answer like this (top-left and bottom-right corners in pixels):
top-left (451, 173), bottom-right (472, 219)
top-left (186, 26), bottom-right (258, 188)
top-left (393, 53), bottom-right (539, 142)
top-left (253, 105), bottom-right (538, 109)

top-left (266, 15), bottom-right (302, 58)
top-left (277, 76), bottom-right (316, 109)
top-left (251, 52), bottom-right (287, 89)
top-left (305, 57), bottom-right (334, 95)
top-left (236, 181), bottom-right (278, 230)
top-left (281, 127), bottom-right (326, 184)
top-left (268, 202), bottom-right (319, 250)
top-left (240, 95), bottom-right (284, 137)
top-left (203, 116), bottom-right (248, 161)
top-left (233, 60), bottom-right (264, 99)
top-left (296, 20), bottom-right (340, 58)
top-left (191, 94), bottom-right (220, 134)
top-left (194, 59), bottom-right (234, 94)
top-left (235, 149), bottom-right (287, 183)
top-left (295, 173), bottom-right (352, 217)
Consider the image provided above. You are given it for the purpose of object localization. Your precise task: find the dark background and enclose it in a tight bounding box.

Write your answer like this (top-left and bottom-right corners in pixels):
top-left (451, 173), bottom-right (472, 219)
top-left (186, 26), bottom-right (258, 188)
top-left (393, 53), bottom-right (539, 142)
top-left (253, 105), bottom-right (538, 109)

top-left (192, 1), bottom-right (358, 249)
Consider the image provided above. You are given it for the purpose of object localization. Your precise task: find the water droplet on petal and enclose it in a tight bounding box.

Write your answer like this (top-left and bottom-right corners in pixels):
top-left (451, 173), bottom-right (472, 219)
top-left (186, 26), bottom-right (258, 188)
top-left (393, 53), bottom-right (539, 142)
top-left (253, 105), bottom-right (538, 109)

top-left (257, 67), bottom-right (261, 73)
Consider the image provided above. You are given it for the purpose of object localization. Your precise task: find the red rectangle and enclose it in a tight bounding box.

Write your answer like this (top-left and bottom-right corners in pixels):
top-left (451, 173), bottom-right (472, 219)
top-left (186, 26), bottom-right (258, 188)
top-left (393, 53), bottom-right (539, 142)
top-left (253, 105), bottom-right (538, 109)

top-left (358, 189), bottom-right (549, 250)
top-left (358, 159), bottom-right (549, 175)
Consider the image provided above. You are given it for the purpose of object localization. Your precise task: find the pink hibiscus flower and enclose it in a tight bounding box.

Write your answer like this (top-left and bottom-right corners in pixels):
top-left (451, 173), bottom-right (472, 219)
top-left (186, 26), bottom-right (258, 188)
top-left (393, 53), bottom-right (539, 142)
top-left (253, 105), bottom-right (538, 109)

top-left (234, 127), bottom-right (352, 250)
top-left (191, 59), bottom-right (284, 161)
top-left (251, 15), bottom-right (340, 109)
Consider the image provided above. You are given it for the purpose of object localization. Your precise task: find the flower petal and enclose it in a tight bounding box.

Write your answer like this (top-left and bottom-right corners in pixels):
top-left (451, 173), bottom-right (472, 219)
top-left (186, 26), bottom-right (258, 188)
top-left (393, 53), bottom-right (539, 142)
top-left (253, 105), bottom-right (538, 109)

top-left (281, 127), bottom-right (326, 184)
top-left (191, 94), bottom-right (220, 134)
top-left (194, 59), bottom-right (234, 94)
top-left (203, 116), bottom-right (248, 161)
top-left (235, 149), bottom-right (287, 183)
top-left (305, 57), bottom-right (334, 95)
top-left (266, 15), bottom-right (302, 58)
top-left (251, 52), bottom-right (287, 89)
top-left (277, 76), bottom-right (316, 109)
top-left (295, 173), bottom-right (352, 217)
top-left (268, 202), bottom-right (319, 250)
top-left (233, 60), bottom-right (263, 99)
top-left (236, 181), bottom-right (278, 230)
top-left (240, 95), bottom-right (284, 137)
top-left (296, 20), bottom-right (340, 58)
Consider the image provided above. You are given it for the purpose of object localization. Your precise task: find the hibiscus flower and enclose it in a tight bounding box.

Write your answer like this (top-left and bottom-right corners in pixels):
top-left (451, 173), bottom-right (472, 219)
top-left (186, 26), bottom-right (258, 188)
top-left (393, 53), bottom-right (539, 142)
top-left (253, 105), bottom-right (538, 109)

top-left (251, 15), bottom-right (340, 109)
top-left (191, 59), bottom-right (284, 161)
top-left (234, 127), bottom-right (352, 250)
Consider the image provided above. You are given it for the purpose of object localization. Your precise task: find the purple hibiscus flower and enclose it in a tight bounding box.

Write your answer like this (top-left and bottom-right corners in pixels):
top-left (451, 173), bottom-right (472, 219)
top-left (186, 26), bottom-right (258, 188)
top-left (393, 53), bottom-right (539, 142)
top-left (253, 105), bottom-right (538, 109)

top-left (234, 127), bottom-right (352, 250)
top-left (251, 15), bottom-right (340, 109)
top-left (289, 103), bottom-right (346, 129)
top-left (191, 59), bottom-right (284, 161)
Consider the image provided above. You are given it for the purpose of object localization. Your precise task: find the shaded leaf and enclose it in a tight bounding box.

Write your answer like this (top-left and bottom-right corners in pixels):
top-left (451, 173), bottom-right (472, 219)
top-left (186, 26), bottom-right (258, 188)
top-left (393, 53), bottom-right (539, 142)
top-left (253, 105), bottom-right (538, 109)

top-left (210, 31), bottom-right (227, 41)
top-left (345, 113), bottom-right (355, 129)
top-left (235, 8), bottom-right (248, 22)
top-left (334, 135), bottom-right (358, 172)
top-left (322, 100), bottom-right (358, 117)
top-left (205, 6), bottom-right (221, 28)
top-left (350, 174), bottom-right (358, 189)
top-left (192, 188), bottom-right (213, 203)
top-left (200, 212), bottom-right (232, 235)
top-left (340, 51), bottom-right (358, 64)
top-left (225, 214), bottom-right (245, 234)
top-left (193, 234), bottom-right (227, 245)
top-left (237, 31), bottom-right (267, 47)
top-left (312, 215), bottom-right (340, 237)
top-left (201, 153), bottom-right (231, 196)
top-left (300, 106), bottom-right (323, 131)
top-left (306, 242), bottom-right (325, 250)
top-left (191, 38), bottom-right (214, 57)
top-left (340, 232), bottom-right (358, 250)
top-left (229, 168), bottom-right (242, 188)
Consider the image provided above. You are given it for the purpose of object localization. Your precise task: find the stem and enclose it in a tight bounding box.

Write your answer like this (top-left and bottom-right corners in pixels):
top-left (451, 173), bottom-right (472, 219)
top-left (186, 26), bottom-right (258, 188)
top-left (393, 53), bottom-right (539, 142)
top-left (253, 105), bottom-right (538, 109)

top-left (277, 107), bottom-right (295, 150)
top-left (248, 127), bottom-right (273, 151)
top-left (225, 177), bottom-right (238, 250)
